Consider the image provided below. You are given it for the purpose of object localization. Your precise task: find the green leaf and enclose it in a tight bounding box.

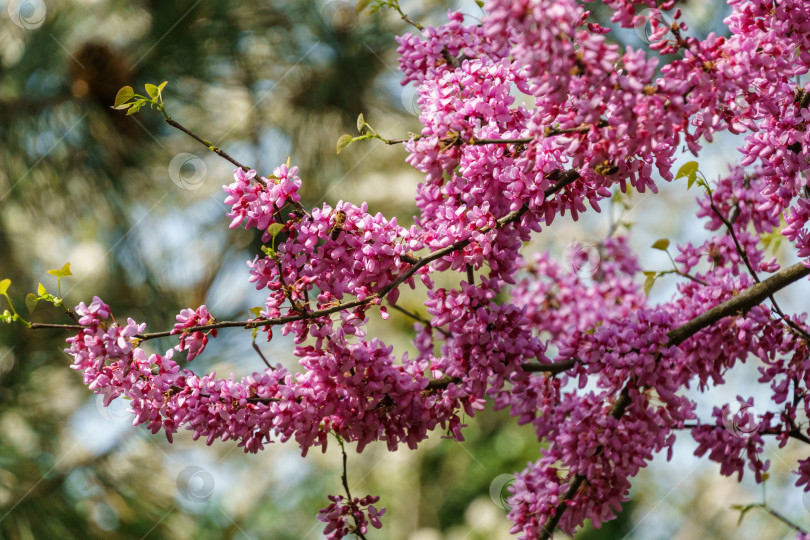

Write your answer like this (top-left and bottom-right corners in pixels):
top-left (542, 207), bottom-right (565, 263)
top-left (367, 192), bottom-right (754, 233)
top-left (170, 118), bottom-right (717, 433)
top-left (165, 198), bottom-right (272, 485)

top-left (37, 282), bottom-right (47, 296)
top-left (48, 263), bottom-right (72, 278)
top-left (733, 503), bottom-right (761, 526)
top-left (157, 81), bottom-right (168, 94)
top-left (336, 134), bottom-right (354, 154)
top-left (25, 293), bottom-right (38, 314)
top-left (356, 113), bottom-right (365, 134)
top-left (675, 161), bottom-right (698, 180)
top-left (126, 101), bottom-right (143, 116)
top-left (651, 238), bottom-right (670, 251)
top-left (368, 1), bottom-right (385, 14)
top-left (641, 271), bottom-right (657, 277)
top-left (356, 0), bottom-right (372, 14)
top-left (114, 86), bottom-right (134, 107)
top-left (267, 223), bottom-right (284, 239)
top-left (643, 274), bottom-right (657, 296)
top-left (249, 307), bottom-right (263, 318)
top-left (112, 102), bottom-right (132, 111)
top-left (145, 83), bottom-right (159, 100)
top-left (0, 279), bottom-right (10, 296)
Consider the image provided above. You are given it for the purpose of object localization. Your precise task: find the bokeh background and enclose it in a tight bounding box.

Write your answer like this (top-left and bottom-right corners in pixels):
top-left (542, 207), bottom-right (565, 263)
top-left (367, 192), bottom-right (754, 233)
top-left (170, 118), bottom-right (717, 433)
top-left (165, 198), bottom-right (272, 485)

top-left (1, 0), bottom-right (809, 539)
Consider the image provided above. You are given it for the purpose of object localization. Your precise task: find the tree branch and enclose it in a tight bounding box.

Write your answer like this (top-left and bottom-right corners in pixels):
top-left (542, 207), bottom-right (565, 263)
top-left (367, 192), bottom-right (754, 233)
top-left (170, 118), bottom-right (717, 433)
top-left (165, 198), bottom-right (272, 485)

top-left (667, 262), bottom-right (810, 346)
top-left (165, 118), bottom-right (253, 176)
top-left (30, 170), bottom-right (581, 340)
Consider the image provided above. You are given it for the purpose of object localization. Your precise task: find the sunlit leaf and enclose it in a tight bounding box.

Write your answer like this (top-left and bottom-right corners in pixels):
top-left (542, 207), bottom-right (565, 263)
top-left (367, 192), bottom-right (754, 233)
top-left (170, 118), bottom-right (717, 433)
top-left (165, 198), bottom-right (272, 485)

top-left (25, 293), bottom-right (38, 313)
top-left (651, 238), bottom-right (670, 251)
top-left (114, 86), bottom-right (134, 107)
top-left (336, 134), bottom-right (354, 154)
top-left (145, 83), bottom-right (159, 100)
top-left (644, 274), bottom-right (657, 296)
top-left (267, 223), bottom-right (284, 239)
top-left (0, 279), bottom-right (10, 296)
top-left (356, 0), bottom-right (372, 14)
top-left (675, 161), bottom-right (699, 180)
top-left (48, 263), bottom-right (72, 278)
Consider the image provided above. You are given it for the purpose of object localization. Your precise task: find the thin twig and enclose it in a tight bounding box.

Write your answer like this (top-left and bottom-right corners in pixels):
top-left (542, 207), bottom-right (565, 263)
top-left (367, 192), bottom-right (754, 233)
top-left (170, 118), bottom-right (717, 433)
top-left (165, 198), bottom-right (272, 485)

top-left (388, 303), bottom-right (451, 338)
top-left (252, 341), bottom-right (272, 369)
top-left (709, 197), bottom-right (810, 342)
top-left (165, 118), bottom-right (254, 177)
top-left (337, 437), bottom-right (368, 540)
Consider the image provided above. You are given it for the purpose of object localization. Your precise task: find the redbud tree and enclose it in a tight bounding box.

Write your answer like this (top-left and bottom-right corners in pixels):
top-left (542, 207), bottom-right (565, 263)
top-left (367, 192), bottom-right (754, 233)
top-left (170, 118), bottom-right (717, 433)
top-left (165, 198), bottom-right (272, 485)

top-left (3, 0), bottom-right (810, 538)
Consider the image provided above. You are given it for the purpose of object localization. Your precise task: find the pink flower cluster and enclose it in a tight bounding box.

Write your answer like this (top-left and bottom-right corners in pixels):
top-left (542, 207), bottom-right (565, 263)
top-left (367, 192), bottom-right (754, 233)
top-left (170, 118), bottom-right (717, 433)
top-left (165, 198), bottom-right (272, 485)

top-left (396, 11), bottom-right (506, 86)
top-left (171, 305), bottom-right (216, 361)
top-left (67, 298), bottom-right (472, 455)
top-left (223, 164), bottom-right (302, 241)
top-left (245, 200), bottom-right (424, 342)
top-left (317, 494), bottom-right (385, 540)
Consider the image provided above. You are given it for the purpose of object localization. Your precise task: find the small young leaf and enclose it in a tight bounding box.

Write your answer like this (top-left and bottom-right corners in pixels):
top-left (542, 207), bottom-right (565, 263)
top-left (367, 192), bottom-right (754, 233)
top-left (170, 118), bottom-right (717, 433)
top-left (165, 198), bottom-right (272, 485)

top-left (249, 307), bottom-right (263, 318)
top-left (644, 274), bottom-right (657, 296)
top-left (48, 263), bottom-right (72, 278)
top-left (734, 503), bottom-right (761, 526)
top-left (157, 81), bottom-right (168, 94)
top-left (0, 279), bottom-right (10, 296)
top-left (675, 161), bottom-right (698, 180)
top-left (356, 113), bottom-right (365, 134)
top-left (145, 83), bottom-right (159, 100)
top-left (641, 271), bottom-right (657, 277)
top-left (356, 0), bottom-right (372, 14)
top-left (37, 282), bottom-right (47, 296)
top-left (267, 223), bottom-right (284, 239)
top-left (651, 238), bottom-right (670, 251)
top-left (114, 86), bottom-right (134, 107)
top-left (126, 101), bottom-right (142, 116)
top-left (336, 134), bottom-right (354, 154)
top-left (25, 293), bottom-right (38, 313)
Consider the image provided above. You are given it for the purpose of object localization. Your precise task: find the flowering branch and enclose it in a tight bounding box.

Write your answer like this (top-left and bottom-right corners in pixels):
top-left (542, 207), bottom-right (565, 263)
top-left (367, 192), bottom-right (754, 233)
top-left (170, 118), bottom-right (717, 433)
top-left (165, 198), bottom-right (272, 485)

top-left (537, 262), bottom-right (810, 538)
top-left (29, 170), bottom-right (582, 341)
